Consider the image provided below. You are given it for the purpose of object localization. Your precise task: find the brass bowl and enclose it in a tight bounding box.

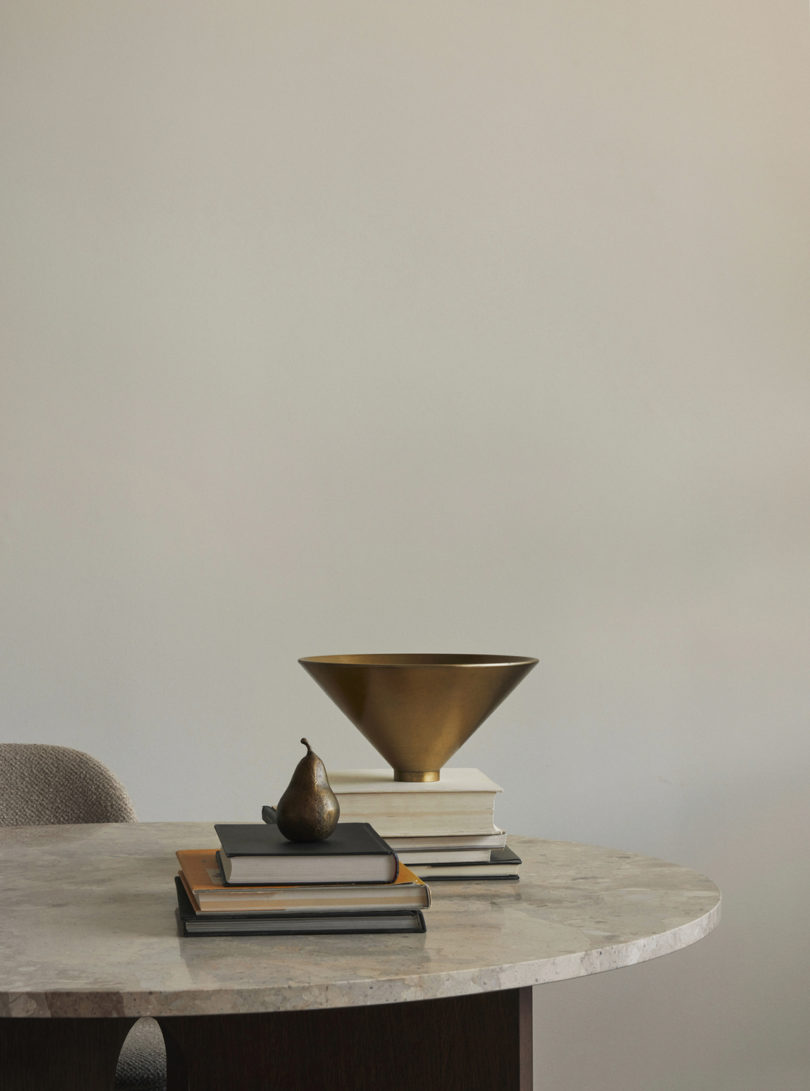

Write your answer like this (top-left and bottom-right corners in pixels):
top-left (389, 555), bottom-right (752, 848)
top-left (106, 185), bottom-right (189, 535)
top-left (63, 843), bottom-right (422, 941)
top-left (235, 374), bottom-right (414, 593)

top-left (298, 653), bottom-right (538, 782)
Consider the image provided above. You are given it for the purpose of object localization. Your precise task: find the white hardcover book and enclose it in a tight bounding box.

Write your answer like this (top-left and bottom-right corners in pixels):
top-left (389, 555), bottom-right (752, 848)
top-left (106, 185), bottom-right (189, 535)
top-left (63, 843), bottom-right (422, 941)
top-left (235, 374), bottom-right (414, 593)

top-left (385, 830), bottom-right (508, 852)
top-left (330, 768), bottom-right (502, 795)
top-left (396, 848), bottom-right (493, 865)
top-left (329, 768), bottom-right (503, 837)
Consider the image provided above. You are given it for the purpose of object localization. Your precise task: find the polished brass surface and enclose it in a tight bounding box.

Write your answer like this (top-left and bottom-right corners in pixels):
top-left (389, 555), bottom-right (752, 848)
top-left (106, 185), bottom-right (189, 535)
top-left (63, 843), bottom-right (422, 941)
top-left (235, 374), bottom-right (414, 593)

top-left (298, 654), bottom-right (538, 781)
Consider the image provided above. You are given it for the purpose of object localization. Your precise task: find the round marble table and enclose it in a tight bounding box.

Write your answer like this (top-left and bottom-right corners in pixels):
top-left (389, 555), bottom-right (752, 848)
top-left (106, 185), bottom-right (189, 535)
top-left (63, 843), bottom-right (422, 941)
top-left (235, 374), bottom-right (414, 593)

top-left (0, 822), bottom-right (720, 1090)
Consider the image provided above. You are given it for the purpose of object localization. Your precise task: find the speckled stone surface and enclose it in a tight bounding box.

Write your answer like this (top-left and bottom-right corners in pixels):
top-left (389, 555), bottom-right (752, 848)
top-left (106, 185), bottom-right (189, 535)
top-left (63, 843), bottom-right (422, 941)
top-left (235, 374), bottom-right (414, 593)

top-left (0, 822), bottom-right (720, 1019)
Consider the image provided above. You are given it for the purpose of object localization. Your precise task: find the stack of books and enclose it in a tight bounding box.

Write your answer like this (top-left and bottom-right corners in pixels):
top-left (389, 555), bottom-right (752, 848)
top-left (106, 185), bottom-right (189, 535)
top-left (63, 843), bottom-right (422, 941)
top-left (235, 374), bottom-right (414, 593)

top-left (328, 769), bottom-right (521, 882)
top-left (174, 821), bottom-right (430, 936)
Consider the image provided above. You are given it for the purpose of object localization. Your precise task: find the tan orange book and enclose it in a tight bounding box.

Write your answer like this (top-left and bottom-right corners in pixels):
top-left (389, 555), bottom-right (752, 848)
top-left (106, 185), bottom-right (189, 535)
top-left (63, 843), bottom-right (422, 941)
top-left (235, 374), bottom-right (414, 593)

top-left (176, 849), bottom-right (431, 914)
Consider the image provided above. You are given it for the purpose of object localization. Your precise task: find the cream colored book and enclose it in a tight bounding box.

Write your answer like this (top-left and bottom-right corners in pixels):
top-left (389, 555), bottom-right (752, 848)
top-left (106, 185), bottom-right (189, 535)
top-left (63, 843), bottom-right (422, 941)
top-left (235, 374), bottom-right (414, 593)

top-left (385, 830), bottom-right (507, 852)
top-left (328, 768), bottom-right (503, 837)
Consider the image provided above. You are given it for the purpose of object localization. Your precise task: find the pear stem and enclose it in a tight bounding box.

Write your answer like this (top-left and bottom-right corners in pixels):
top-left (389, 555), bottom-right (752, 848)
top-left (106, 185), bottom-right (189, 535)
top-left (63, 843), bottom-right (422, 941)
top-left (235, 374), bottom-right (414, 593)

top-left (300, 738), bottom-right (311, 752)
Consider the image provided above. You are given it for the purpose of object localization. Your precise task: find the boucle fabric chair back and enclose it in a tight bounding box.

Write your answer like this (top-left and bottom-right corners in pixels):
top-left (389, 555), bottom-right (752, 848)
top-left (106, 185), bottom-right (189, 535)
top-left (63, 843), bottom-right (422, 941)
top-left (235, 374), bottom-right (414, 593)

top-left (0, 743), bottom-right (137, 825)
top-left (0, 743), bottom-right (166, 1088)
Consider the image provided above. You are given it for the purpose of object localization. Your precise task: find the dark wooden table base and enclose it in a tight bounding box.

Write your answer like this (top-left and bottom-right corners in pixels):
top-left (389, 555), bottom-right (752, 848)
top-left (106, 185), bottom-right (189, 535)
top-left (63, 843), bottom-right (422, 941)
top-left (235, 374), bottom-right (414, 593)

top-left (0, 987), bottom-right (532, 1091)
top-left (162, 987), bottom-right (532, 1091)
top-left (0, 1015), bottom-right (137, 1090)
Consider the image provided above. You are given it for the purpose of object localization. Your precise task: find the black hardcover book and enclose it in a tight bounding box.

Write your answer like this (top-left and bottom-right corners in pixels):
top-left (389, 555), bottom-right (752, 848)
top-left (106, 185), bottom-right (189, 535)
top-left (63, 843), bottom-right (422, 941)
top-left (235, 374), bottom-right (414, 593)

top-left (411, 846), bottom-right (522, 881)
top-left (174, 877), bottom-right (425, 936)
top-left (214, 821), bottom-right (398, 884)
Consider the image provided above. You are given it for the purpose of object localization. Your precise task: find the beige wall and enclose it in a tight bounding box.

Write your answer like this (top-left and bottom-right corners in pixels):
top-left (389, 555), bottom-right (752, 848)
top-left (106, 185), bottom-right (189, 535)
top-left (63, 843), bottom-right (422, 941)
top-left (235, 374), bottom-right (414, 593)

top-left (2, 3), bottom-right (809, 1087)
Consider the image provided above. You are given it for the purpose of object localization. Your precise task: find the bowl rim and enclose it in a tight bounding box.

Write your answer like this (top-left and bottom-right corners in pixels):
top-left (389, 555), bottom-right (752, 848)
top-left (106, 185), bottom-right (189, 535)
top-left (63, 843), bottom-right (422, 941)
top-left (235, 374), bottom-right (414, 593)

top-left (298, 653), bottom-right (538, 668)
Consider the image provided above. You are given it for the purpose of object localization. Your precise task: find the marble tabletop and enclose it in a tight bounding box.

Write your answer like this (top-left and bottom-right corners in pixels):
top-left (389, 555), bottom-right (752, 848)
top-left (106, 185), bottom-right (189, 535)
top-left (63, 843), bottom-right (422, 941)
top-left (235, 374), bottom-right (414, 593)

top-left (0, 822), bottom-right (720, 1020)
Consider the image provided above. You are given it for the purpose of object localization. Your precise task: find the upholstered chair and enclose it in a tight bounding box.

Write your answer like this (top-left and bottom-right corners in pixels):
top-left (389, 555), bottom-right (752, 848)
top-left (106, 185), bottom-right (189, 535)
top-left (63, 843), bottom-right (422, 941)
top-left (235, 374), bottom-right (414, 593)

top-left (0, 743), bottom-right (167, 1090)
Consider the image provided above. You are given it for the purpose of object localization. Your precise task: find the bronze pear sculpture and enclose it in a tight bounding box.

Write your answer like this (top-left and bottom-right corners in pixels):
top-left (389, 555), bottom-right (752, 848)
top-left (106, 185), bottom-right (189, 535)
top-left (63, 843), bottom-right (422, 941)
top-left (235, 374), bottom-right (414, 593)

top-left (274, 738), bottom-right (340, 842)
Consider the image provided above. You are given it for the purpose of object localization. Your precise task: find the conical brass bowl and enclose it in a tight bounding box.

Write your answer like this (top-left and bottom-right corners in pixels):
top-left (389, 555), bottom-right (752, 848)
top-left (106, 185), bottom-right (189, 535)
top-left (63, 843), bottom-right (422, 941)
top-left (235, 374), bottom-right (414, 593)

top-left (298, 653), bottom-right (538, 782)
